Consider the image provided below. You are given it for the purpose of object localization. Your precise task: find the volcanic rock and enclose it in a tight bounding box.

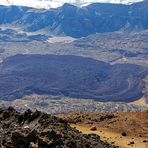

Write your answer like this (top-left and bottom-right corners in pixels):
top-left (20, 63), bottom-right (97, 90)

top-left (0, 107), bottom-right (117, 148)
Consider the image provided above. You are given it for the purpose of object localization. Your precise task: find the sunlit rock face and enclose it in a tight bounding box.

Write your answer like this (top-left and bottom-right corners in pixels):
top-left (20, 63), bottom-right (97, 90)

top-left (0, 0), bottom-right (144, 9)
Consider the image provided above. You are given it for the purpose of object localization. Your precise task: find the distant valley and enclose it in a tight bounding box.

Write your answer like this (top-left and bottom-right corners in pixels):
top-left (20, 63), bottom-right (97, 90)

top-left (0, 1), bottom-right (147, 112)
top-left (0, 2), bottom-right (148, 148)
top-left (0, 54), bottom-right (147, 102)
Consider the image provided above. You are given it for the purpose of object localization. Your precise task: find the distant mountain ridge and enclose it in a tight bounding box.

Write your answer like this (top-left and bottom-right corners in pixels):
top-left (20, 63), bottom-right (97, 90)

top-left (0, 0), bottom-right (148, 37)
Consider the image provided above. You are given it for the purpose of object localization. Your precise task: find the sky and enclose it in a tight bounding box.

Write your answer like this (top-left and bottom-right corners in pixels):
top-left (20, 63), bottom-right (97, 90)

top-left (0, 0), bottom-right (143, 9)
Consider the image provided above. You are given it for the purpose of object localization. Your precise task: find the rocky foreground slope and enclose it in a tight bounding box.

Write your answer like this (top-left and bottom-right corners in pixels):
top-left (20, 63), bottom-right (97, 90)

top-left (60, 111), bottom-right (148, 148)
top-left (0, 107), bottom-right (117, 148)
top-left (61, 111), bottom-right (148, 137)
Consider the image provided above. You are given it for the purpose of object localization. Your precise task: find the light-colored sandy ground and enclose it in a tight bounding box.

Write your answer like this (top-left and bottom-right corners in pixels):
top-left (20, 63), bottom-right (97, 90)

top-left (60, 111), bottom-right (148, 148)
top-left (130, 97), bottom-right (148, 107)
top-left (71, 124), bottom-right (148, 148)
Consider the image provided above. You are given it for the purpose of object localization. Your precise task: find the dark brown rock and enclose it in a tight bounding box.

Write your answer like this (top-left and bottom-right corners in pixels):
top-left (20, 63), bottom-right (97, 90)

top-left (0, 107), bottom-right (117, 148)
top-left (90, 126), bottom-right (97, 131)
top-left (121, 132), bottom-right (127, 136)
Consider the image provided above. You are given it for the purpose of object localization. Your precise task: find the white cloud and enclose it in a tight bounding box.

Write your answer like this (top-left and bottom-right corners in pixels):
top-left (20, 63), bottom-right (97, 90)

top-left (0, 0), bottom-right (144, 9)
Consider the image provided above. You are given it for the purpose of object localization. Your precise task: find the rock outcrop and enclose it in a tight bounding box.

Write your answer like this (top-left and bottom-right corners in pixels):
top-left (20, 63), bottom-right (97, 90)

top-left (0, 107), bottom-right (117, 148)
